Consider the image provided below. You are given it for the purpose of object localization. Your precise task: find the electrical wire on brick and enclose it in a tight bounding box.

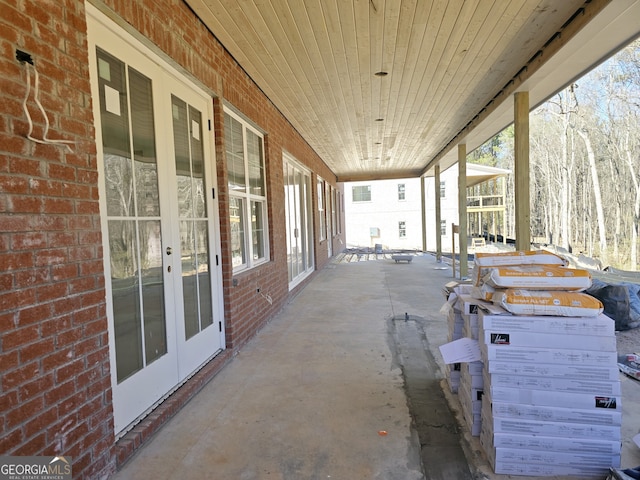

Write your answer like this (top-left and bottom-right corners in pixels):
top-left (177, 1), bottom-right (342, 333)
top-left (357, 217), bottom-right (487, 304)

top-left (21, 62), bottom-right (76, 153)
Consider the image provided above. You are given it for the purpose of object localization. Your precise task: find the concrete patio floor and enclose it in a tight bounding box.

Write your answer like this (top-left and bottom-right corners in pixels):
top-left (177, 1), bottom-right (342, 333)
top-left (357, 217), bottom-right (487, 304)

top-left (112, 253), bottom-right (640, 480)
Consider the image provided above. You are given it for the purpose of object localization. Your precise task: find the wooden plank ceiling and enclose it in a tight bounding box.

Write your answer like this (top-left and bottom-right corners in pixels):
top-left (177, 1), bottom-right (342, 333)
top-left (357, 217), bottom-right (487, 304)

top-left (184, 0), bottom-right (635, 181)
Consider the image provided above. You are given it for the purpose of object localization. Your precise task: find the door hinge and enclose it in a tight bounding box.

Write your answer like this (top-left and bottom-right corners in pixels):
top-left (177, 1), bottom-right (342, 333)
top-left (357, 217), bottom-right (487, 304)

top-left (212, 187), bottom-right (215, 199)
top-left (208, 119), bottom-right (212, 131)
top-left (218, 321), bottom-right (222, 332)
top-left (215, 254), bottom-right (219, 266)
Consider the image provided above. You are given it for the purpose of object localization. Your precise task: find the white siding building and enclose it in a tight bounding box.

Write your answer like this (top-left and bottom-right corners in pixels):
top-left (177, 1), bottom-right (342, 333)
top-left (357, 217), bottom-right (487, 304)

top-left (344, 164), bottom-right (509, 252)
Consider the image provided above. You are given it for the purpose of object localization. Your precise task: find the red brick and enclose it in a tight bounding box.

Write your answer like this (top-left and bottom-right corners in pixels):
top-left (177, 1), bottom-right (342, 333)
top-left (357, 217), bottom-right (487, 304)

top-left (42, 197), bottom-right (74, 214)
top-left (41, 346), bottom-right (73, 373)
top-left (59, 390), bottom-right (87, 417)
top-left (13, 432), bottom-right (47, 456)
top-left (11, 231), bottom-right (47, 250)
top-left (0, 428), bottom-right (24, 454)
top-left (37, 282), bottom-right (69, 303)
top-left (48, 162), bottom-right (76, 181)
top-left (44, 379), bottom-right (75, 406)
top-left (6, 396), bottom-right (44, 430)
top-left (55, 358), bottom-right (85, 383)
top-left (0, 174), bottom-right (29, 193)
top-left (14, 267), bottom-right (50, 287)
top-left (2, 324), bottom-right (40, 350)
top-left (35, 248), bottom-right (67, 267)
top-left (17, 303), bottom-right (51, 326)
top-left (19, 372), bottom-right (55, 400)
top-left (24, 407), bottom-right (59, 439)
top-left (20, 337), bottom-right (55, 363)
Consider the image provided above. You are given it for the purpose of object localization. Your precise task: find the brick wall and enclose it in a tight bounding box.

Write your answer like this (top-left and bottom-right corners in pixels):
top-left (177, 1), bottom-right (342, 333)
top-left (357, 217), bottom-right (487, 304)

top-left (1, 0), bottom-right (346, 476)
top-left (0, 0), bottom-right (115, 478)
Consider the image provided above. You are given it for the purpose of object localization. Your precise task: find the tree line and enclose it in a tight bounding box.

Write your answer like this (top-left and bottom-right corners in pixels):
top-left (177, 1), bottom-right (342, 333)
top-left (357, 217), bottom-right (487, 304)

top-left (470, 39), bottom-right (640, 270)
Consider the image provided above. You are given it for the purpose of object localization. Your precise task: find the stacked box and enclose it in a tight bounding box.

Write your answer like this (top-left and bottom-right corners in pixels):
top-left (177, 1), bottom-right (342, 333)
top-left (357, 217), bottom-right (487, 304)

top-left (456, 294), bottom-right (485, 436)
top-left (479, 309), bottom-right (622, 477)
top-left (446, 305), bottom-right (463, 393)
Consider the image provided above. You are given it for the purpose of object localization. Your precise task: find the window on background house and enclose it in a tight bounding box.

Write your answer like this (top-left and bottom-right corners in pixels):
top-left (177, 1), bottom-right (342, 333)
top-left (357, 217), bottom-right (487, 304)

top-left (398, 183), bottom-right (405, 201)
top-left (318, 177), bottom-right (326, 241)
top-left (399, 221), bottom-right (406, 238)
top-left (440, 220), bottom-right (447, 236)
top-left (352, 185), bottom-right (371, 202)
top-left (440, 181), bottom-right (446, 198)
top-left (225, 110), bottom-right (268, 271)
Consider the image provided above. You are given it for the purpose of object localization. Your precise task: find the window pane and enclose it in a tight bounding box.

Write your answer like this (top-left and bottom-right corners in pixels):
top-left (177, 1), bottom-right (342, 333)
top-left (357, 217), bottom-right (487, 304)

top-left (230, 197), bottom-right (246, 267)
top-left (225, 114), bottom-right (246, 191)
top-left (247, 129), bottom-right (264, 196)
top-left (251, 200), bottom-right (265, 261)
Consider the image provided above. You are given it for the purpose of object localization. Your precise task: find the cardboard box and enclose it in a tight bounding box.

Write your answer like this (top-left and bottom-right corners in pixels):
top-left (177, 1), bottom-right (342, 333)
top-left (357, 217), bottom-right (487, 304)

top-left (487, 385), bottom-right (621, 411)
top-left (456, 293), bottom-right (491, 315)
top-left (460, 361), bottom-right (483, 376)
top-left (491, 459), bottom-right (616, 477)
top-left (479, 311), bottom-right (614, 336)
top-left (462, 369), bottom-right (484, 389)
top-left (482, 344), bottom-right (618, 366)
top-left (486, 431), bottom-right (621, 454)
top-left (485, 371), bottom-right (621, 395)
top-left (479, 329), bottom-right (617, 351)
top-left (491, 446), bottom-right (620, 468)
top-left (482, 412), bottom-right (621, 440)
top-left (486, 360), bottom-right (620, 381)
top-left (488, 401), bottom-right (622, 426)
top-left (460, 386), bottom-right (483, 414)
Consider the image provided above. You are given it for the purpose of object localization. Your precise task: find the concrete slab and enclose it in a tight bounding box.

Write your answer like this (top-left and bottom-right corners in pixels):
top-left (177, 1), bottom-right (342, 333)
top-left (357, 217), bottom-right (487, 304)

top-left (112, 254), bottom-right (640, 480)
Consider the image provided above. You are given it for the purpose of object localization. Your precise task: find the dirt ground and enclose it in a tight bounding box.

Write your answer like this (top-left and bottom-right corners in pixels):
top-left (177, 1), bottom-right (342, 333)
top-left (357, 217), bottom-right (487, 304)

top-left (617, 326), bottom-right (640, 356)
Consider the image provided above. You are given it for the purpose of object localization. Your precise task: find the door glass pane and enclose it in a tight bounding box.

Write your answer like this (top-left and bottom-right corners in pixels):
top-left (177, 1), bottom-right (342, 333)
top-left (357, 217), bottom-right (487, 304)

top-left (130, 68), bottom-right (160, 217)
top-left (190, 105), bottom-right (207, 219)
top-left (197, 220), bottom-right (213, 329)
top-left (109, 220), bottom-right (143, 382)
top-left (139, 220), bottom-right (166, 364)
top-left (180, 220), bottom-right (199, 340)
top-left (172, 96), bottom-right (214, 340)
top-left (172, 98), bottom-right (193, 218)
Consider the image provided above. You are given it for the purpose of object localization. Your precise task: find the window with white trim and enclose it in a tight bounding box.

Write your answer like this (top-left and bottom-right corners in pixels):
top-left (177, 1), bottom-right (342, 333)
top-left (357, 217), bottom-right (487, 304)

top-left (440, 220), bottom-right (447, 236)
top-left (440, 181), bottom-right (446, 198)
top-left (352, 185), bottom-right (371, 202)
top-left (318, 177), bottom-right (326, 241)
top-left (398, 221), bottom-right (406, 238)
top-left (398, 183), bottom-right (406, 201)
top-left (225, 110), bottom-right (268, 271)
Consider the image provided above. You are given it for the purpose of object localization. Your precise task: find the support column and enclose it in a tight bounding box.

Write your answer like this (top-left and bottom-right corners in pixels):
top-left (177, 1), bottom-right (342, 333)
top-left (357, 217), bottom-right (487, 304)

top-left (458, 144), bottom-right (468, 278)
top-left (514, 91), bottom-right (531, 251)
top-left (421, 176), bottom-right (427, 252)
top-left (434, 165), bottom-right (442, 262)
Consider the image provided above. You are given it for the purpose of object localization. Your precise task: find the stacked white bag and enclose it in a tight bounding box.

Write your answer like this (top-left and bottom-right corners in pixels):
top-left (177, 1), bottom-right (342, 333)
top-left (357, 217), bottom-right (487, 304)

top-left (472, 251), bottom-right (621, 478)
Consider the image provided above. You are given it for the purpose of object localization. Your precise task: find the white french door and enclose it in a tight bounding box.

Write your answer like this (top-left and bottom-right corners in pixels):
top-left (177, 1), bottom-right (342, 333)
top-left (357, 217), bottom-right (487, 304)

top-left (87, 6), bottom-right (224, 434)
top-left (283, 154), bottom-right (314, 289)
